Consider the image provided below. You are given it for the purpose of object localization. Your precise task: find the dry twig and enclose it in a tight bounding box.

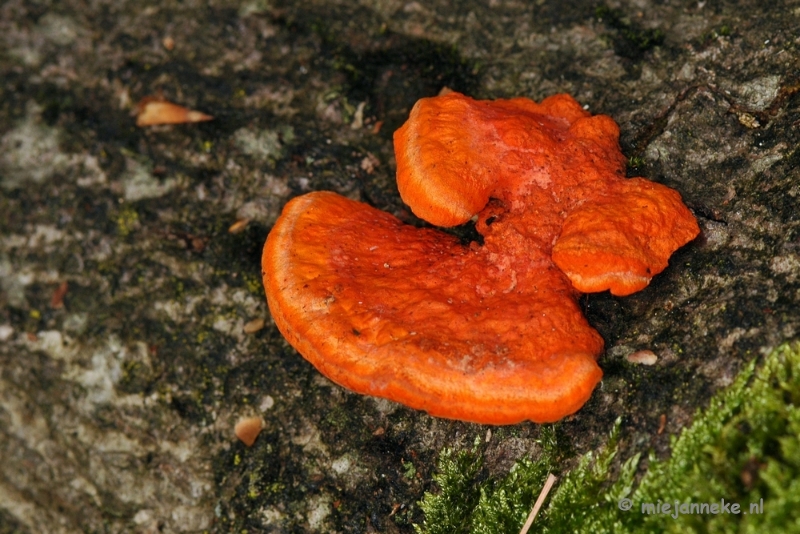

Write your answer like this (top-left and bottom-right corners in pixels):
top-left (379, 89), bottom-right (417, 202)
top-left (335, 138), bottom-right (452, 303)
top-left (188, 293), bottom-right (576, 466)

top-left (519, 473), bottom-right (557, 534)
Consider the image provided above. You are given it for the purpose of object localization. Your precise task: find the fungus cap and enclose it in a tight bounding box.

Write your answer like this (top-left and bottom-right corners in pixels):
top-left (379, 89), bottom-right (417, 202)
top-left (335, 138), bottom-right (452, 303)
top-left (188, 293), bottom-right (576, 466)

top-left (263, 192), bottom-right (603, 424)
top-left (393, 92), bottom-right (622, 227)
top-left (263, 91), bottom-right (698, 424)
top-left (393, 92), bottom-right (699, 296)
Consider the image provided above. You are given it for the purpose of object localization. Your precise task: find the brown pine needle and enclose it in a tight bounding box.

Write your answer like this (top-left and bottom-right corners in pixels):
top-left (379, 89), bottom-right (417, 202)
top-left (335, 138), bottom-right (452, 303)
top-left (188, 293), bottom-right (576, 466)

top-left (519, 473), bottom-right (557, 534)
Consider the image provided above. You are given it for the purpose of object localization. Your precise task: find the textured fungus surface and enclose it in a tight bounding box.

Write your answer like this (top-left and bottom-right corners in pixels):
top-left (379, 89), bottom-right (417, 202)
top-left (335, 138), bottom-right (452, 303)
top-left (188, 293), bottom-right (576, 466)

top-left (264, 192), bottom-right (604, 424)
top-left (263, 92), bottom-right (699, 424)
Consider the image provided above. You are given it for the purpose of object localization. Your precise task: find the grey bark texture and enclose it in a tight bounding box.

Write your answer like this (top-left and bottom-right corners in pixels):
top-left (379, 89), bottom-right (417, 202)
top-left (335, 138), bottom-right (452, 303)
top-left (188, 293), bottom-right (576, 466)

top-left (0, 0), bottom-right (798, 532)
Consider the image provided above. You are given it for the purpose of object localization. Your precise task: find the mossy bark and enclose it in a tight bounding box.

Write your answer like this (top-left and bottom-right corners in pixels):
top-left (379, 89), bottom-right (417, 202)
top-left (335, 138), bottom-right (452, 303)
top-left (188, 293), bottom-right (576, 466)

top-left (0, 1), bottom-right (798, 532)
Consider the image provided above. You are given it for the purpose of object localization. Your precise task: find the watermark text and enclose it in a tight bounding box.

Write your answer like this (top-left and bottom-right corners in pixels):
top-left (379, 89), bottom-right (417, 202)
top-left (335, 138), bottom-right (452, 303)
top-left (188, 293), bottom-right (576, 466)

top-left (617, 498), bottom-right (764, 519)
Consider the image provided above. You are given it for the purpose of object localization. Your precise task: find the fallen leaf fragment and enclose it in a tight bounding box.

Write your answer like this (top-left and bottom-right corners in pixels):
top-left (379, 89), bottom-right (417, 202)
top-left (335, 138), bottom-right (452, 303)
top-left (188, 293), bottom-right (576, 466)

top-left (228, 218), bottom-right (251, 234)
top-left (658, 413), bottom-right (667, 434)
top-left (627, 349), bottom-right (658, 365)
top-left (50, 281), bottom-right (69, 309)
top-left (737, 112), bottom-right (760, 129)
top-left (136, 98), bottom-right (213, 127)
top-left (243, 318), bottom-right (265, 334)
top-left (234, 416), bottom-right (264, 447)
top-left (350, 101), bottom-right (366, 129)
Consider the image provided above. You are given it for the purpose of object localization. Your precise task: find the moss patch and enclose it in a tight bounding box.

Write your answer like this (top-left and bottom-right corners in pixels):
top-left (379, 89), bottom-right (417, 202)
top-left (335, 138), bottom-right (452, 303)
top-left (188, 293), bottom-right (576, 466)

top-left (415, 342), bottom-right (800, 533)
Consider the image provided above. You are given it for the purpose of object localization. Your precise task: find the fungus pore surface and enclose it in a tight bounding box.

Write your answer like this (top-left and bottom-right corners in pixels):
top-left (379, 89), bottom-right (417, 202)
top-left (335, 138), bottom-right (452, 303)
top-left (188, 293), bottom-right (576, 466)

top-left (262, 92), bottom-right (699, 424)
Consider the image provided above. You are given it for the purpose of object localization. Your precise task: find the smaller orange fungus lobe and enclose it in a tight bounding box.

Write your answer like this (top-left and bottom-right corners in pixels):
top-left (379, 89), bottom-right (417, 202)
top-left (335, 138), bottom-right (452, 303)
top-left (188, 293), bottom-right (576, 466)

top-left (262, 91), bottom-right (699, 425)
top-left (135, 97), bottom-right (213, 127)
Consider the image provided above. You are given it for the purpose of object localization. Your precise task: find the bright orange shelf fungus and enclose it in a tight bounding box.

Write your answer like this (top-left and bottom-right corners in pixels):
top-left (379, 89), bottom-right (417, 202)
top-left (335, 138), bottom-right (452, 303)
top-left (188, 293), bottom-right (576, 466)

top-left (262, 92), bottom-right (699, 425)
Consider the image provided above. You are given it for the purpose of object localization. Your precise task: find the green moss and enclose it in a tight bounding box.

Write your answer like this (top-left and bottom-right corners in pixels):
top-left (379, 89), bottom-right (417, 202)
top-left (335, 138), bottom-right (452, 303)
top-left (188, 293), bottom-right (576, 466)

top-left (702, 24), bottom-right (734, 43)
top-left (628, 156), bottom-right (646, 169)
top-left (628, 341), bottom-right (800, 533)
top-left (248, 471), bottom-right (262, 498)
top-left (115, 204), bottom-right (139, 237)
top-left (414, 447), bottom-right (483, 534)
top-left (403, 461), bottom-right (417, 481)
top-left (415, 426), bottom-right (564, 534)
top-left (414, 342), bottom-right (800, 533)
top-left (242, 271), bottom-right (264, 297)
top-left (323, 406), bottom-right (351, 430)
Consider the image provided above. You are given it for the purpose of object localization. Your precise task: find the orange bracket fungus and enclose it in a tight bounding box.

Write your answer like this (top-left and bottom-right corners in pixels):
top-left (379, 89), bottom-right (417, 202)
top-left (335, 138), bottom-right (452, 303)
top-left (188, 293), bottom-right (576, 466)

top-left (262, 92), bottom-right (699, 424)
